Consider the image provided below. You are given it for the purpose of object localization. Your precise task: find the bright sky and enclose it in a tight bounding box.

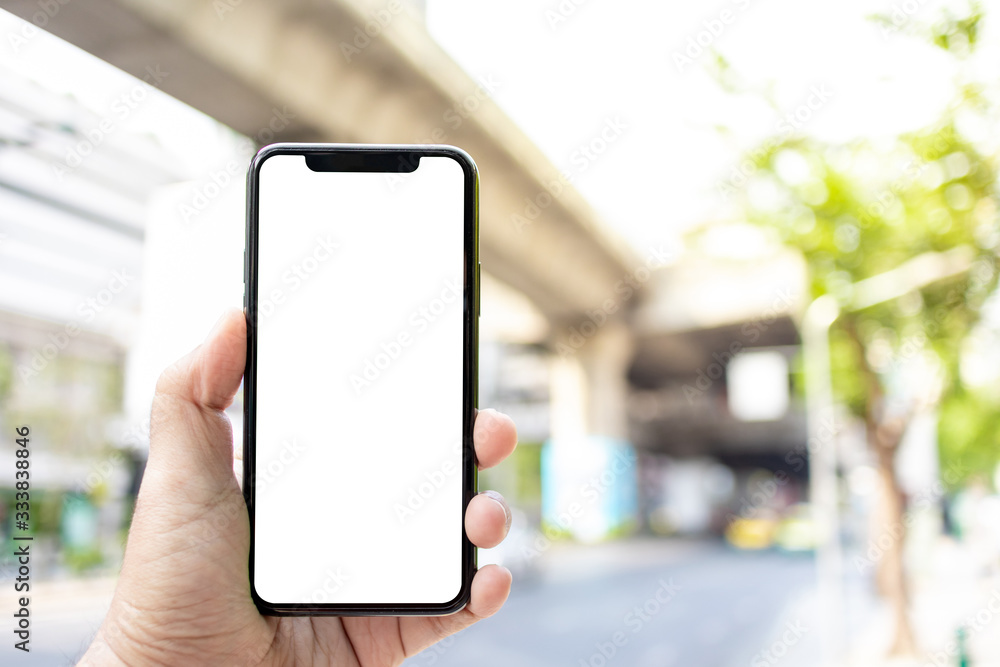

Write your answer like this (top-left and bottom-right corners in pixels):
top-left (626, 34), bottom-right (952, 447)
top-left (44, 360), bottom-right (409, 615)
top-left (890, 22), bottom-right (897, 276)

top-left (426, 0), bottom-right (998, 252)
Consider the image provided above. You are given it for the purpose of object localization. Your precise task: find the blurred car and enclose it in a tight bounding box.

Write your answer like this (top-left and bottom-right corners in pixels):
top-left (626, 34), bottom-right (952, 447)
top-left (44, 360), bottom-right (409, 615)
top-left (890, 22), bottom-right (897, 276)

top-left (724, 510), bottom-right (779, 550)
top-left (774, 503), bottom-right (818, 552)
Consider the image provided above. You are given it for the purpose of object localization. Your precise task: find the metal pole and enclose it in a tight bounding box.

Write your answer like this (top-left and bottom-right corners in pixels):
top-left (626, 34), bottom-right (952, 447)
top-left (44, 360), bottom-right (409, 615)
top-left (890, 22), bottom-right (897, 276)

top-left (803, 295), bottom-right (844, 666)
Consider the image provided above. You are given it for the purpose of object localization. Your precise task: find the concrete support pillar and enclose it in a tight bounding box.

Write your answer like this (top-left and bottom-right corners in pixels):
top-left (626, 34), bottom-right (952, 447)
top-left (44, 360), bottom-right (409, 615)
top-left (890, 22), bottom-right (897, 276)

top-left (580, 320), bottom-right (633, 440)
top-left (549, 319), bottom-right (633, 440)
top-left (549, 352), bottom-right (588, 442)
top-left (542, 319), bottom-right (637, 542)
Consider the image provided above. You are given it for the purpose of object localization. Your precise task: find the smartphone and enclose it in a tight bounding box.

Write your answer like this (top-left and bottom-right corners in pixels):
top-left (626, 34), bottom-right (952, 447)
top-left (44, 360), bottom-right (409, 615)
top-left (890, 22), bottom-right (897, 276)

top-left (243, 143), bottom-right (479, 616)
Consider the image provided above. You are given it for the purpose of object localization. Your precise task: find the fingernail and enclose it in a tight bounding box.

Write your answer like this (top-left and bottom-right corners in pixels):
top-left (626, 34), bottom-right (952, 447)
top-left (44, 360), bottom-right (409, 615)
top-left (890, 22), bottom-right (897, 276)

top-left (482, 490), bottom-right (511, 532)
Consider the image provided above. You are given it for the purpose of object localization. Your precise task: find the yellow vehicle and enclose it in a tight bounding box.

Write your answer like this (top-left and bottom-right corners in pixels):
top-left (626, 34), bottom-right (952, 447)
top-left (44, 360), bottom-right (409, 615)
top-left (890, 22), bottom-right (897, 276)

top-left (724, 511), bottom-right (779, 550)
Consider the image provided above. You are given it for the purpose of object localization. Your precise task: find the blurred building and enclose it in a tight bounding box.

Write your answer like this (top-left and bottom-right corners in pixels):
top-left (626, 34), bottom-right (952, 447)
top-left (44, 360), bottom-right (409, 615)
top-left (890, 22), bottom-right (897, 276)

top-left (630, 249), bottom-right (807, 459)
top-left (0, 62), bottom-right (186, 573)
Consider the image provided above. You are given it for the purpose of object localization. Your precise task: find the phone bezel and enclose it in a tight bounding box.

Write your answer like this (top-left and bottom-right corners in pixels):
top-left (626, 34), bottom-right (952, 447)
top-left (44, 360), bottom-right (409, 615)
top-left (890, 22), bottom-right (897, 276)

top-left (243, 143), bottom-right (479, 616)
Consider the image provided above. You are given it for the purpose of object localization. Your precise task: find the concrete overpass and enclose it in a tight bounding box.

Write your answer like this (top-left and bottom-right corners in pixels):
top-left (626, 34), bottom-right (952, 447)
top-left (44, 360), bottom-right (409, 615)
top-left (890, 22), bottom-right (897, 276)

top-left (4, 0), bottom-right (638, 326)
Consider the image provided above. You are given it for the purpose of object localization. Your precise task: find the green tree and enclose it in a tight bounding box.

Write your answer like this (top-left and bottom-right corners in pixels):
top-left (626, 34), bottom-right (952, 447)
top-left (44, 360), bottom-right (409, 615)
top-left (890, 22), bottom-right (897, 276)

top-left (708, 4), bottom-right (998, 657)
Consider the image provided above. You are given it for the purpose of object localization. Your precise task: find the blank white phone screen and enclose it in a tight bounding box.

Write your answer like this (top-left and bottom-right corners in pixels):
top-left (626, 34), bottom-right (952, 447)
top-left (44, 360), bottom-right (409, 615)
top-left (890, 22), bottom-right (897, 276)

top-left (253, 154), bottom-right (465, 605)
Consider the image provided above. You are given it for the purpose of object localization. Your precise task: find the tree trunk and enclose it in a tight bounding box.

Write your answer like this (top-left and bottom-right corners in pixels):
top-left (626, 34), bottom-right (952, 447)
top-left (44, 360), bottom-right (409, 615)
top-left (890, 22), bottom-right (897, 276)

top-left (845, 318), bottom-right (919, 658)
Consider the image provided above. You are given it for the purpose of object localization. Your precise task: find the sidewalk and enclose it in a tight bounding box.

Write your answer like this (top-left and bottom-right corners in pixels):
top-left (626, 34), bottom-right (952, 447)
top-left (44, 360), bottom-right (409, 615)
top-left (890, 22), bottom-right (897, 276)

top-left (0, 573), bottom-right (117, 664)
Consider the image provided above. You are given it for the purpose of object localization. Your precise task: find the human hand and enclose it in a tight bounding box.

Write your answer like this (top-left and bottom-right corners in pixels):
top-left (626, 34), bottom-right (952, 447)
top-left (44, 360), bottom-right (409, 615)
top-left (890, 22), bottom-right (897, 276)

top-left (79, 308), bottom-right (517, 666)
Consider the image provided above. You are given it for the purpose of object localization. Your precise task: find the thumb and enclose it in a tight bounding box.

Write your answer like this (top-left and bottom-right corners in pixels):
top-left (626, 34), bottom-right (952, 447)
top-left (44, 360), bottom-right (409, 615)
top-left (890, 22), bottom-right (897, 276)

top-left (145, 308), bottom-right (247, 501)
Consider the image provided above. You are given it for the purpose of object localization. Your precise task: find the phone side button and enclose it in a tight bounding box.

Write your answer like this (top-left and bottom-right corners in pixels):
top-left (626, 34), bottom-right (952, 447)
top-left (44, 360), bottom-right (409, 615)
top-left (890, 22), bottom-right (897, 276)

top-left (477, 262), bottom-right (481, 317)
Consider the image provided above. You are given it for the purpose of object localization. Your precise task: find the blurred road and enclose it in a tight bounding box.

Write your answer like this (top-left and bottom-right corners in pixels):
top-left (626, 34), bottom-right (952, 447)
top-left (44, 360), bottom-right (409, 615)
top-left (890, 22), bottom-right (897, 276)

top-left (407, 537), bottom-right (821, 667)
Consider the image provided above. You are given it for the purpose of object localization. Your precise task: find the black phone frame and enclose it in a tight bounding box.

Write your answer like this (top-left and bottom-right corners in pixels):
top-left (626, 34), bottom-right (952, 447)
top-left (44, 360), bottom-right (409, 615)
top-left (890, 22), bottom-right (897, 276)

top-left (243, 143), bottom-right (479, 616)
